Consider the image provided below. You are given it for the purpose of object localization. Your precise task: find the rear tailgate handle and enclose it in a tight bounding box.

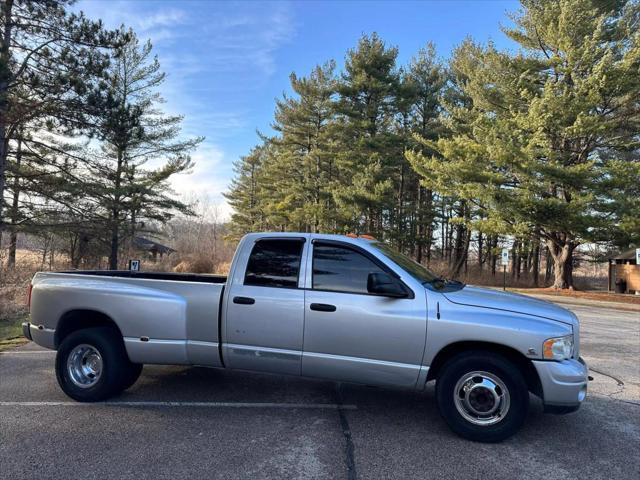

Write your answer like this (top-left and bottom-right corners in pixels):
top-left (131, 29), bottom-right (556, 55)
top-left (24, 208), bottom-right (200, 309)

top-left (233, 296), bottom-right (255, 305)
top-left (310, 303), bottom-right (336, 312)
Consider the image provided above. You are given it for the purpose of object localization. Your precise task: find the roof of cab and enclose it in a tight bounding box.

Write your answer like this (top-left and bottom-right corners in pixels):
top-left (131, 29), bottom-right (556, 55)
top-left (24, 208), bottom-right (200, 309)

top-left (245, 232), bottom-right (377, 245)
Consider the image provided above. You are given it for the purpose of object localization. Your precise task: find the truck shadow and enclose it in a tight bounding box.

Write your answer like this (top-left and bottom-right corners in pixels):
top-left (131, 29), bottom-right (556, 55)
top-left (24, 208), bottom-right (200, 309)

top-left (118, 364), bottom-right (549, 420)
top-left (110, 364), bottom-right (639, 457)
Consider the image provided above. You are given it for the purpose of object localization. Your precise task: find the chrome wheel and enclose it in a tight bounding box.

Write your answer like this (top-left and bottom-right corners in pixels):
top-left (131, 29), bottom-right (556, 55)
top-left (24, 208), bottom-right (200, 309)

top-left (67, 344), bottom-right (103, 388)
top-left (453, 371), bottom-right (510, 426)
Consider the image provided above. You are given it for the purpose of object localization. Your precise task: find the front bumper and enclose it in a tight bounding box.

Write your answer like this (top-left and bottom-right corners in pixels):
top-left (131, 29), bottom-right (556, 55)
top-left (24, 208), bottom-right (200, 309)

top-left (532, 357), bottom-right (588, 413)
top-left (22, 322), bottom-right (32, 341)
top-left (21, 322), bottom-right (56, 349)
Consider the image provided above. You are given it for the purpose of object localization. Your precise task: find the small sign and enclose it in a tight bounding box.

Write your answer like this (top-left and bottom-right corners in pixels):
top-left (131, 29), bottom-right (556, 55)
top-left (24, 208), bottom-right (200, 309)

top-left (501, 248), bottom-right (509, 266)
top-left (636, 248), bottom-right (640, 265)
top-left (128, 259), bottom-right (140, 272)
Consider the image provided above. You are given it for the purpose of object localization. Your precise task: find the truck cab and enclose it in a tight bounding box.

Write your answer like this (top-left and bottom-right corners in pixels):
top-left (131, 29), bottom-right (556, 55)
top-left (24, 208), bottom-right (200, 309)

top-left (223, 233), bottom-right (429, 388)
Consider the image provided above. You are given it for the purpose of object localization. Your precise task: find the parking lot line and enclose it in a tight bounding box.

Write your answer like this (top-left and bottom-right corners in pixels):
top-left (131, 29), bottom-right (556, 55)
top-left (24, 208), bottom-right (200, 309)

top-left (0, 401), bottom-right (358, 409)
top-left (0, 350), bottom-right (55, 354)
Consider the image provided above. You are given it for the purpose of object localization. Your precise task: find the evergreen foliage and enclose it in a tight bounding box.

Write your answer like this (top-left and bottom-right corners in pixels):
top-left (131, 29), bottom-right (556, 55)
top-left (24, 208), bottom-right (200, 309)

top-left (408, 0), bottom-right (640, 288)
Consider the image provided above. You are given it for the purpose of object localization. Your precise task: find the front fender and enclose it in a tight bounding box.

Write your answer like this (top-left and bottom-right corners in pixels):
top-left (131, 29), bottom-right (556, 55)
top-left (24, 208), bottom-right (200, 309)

top-left (424, 295), bottom-right (572, 366)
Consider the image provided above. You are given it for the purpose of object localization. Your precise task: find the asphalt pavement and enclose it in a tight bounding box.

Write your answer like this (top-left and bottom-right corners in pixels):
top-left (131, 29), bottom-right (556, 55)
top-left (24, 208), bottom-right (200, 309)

top-left (1, 298), bottom-right (638, 480)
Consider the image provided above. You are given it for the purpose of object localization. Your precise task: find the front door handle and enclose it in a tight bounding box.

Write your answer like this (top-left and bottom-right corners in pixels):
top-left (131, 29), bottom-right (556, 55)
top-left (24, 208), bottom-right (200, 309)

top-left (310, 303), bottom-right (336, 312)
top-left (233, 296), bottom-right (255, 305)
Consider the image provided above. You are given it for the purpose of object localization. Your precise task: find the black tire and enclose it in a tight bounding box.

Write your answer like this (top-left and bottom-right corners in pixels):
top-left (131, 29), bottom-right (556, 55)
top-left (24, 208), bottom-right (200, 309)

top-left (435, 351), bottom-right (529, 442)
top-left (56, 326), bottom-right (132, 402)
top-left (120, 363), bottom-right (143, 391)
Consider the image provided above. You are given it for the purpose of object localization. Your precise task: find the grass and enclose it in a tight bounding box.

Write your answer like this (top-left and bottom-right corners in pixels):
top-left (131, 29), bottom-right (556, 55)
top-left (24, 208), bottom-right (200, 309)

top-left (0, 313), bottom-right (29, 352)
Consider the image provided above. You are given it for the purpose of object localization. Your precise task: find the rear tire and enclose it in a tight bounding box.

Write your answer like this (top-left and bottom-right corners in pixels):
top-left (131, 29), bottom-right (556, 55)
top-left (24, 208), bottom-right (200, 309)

top-left (435, 351), bottom-right (529, 442)
top-left (120, 363), bottom-right (143, 391)
top-left (56, 327), bottom-right (133, 402)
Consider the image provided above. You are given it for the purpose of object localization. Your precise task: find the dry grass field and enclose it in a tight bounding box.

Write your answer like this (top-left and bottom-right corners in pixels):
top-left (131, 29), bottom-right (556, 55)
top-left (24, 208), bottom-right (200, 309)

top-left (0, 251), bottom-right (48, 350)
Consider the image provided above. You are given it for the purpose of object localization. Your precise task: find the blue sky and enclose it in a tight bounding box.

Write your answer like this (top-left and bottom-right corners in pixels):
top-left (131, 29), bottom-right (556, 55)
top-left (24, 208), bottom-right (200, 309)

top-left (76, 0), bottom-right (520, 218)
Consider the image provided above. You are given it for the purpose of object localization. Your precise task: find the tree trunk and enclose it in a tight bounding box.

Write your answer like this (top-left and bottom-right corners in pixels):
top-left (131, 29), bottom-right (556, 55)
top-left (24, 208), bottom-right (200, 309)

top-left (109, 147), bottom-right (125, 270)
top-left (7, 134), bottom-right (22, 269)
top-left (0, 0), bottom-right (15, 239)
top-left (424, 189), bottom-right (433, 264)
top-left (546, 239), bottom-right (576, 289)
top-left (490, 235), bottom-right (498, 277)
top-left (511, 240), bottom-right (519, 278)
top-left (544, 247), bottom-right (553, 285)
top-left (532, 241), bottom-right (540, 287)
top-left (397, 162), bottom-right (404, 250)
top-left (450, 227), bottom-right (471, 279)
top-left (108, 211), bottom-right (119, 269)
top-left (416, 185), bottom-right (423, 263)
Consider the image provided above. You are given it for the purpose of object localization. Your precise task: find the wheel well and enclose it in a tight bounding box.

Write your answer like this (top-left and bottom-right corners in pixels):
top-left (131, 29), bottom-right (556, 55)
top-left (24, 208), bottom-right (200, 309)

top-left (426, 341), bottom-right (543, 397)
top-left (55, 310), bottom-right (123, 348)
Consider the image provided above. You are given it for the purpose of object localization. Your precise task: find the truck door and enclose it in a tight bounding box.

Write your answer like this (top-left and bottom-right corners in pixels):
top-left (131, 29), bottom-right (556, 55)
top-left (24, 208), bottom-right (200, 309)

top-left (224, 237), bottom-right (307, 376)
top-left (302, 240), bottom-right (427, 388)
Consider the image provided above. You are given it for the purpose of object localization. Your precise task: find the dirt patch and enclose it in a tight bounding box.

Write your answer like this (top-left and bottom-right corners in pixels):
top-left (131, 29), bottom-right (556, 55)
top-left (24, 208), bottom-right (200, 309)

top-left (0, 336), bottom-right (29, 352)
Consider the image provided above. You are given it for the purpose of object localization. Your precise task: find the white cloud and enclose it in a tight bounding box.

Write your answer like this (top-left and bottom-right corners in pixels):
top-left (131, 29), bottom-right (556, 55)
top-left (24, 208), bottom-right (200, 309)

top-left (199, 4), bottom-right (295, 76)
top-left (138, 9), bottom-right (187, 30)
top-left (168, 143), bottom-right (233, 220)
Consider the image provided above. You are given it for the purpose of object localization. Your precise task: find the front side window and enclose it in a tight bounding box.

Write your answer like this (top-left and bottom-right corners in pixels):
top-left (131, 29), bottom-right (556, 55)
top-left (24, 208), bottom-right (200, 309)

top-left (370, 241), bottom-right (439, 284)
top-left (244, 240), bottom-right (304, 289)
top-left (312, 243), bottom-right (386, 294)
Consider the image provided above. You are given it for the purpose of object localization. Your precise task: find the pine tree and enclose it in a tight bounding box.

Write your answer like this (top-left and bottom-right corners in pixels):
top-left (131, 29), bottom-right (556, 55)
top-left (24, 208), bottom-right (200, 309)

top-left (333, 33), bottom-right (400, 235)
top-left (406, 43), bottom-right (447, 263)
top-left (87, 31), bottom-right (202, 269)
top-left (224, 144), bottom-right (268, 239)
top-left (0, 0), bottom-right (116, 269)
top-left (266, 62), bottom-right (337, 232)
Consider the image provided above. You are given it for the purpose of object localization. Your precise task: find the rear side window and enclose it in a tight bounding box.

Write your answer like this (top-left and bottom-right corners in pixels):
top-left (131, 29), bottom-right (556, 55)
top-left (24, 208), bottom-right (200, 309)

top-left (312, 243), bottom-right (386, 294)
top-left (244, 240), bottom-right (304, 289)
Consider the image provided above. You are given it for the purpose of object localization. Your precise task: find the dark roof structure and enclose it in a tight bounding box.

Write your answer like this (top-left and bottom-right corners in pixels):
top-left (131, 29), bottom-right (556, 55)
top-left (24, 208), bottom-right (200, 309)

top-left (133, 237), bottom-right (176, 255)
top-left (609, 248), bottom-right (638, 262)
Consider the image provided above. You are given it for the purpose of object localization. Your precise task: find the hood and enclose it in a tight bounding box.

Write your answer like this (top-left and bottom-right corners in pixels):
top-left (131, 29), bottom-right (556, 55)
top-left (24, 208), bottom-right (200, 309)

top-left (441, 285), bottom-right (577, 327)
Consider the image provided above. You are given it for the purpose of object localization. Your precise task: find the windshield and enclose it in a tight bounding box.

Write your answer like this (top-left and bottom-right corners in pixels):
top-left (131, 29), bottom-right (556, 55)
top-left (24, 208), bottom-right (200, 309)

top-left (370, 242), bottom-right (439, 284)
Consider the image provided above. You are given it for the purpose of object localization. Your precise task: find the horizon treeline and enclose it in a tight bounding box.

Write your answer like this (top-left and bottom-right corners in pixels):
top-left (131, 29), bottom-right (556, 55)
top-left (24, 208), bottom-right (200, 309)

top-left (0, 0), bottom-right (202, 273)
top-left (225, 0), bottom-right (640, 289)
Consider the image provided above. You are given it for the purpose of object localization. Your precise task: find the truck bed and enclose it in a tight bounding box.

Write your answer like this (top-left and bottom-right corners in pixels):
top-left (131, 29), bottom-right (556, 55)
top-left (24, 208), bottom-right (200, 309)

top-left (29, 270), bottom-right (226, 367)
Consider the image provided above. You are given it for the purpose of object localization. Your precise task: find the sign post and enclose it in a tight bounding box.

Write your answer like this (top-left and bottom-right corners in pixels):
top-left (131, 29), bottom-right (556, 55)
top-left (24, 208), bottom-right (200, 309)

top-left (501, 248), bottom-right (509, 291)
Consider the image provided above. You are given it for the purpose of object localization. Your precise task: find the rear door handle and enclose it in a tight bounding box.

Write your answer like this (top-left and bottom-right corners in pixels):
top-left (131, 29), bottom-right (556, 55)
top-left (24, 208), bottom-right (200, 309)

top-left (233, 296), bottom-right (255, 305)
top-left (310, 303), bottom-right (336, 312)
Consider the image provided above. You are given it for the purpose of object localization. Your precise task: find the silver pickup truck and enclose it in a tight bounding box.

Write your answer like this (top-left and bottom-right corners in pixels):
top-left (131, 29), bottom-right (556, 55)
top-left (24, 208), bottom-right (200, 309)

top-left (23, 232), bottom-right (588, 442)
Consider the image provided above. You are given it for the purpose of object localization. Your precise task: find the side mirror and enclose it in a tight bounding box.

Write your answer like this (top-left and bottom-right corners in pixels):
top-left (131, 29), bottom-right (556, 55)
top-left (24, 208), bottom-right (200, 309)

top-left (367, 272), bottom-right (408, 298)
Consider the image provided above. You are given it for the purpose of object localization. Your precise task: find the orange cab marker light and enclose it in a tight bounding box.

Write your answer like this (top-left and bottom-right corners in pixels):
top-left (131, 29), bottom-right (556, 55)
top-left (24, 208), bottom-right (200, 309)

top-left (359, 234), bottom-right (376, 240)
top-left (346, 233), bottom-right (358, 238)
top-left (27, 284), bottom-right (33, 310)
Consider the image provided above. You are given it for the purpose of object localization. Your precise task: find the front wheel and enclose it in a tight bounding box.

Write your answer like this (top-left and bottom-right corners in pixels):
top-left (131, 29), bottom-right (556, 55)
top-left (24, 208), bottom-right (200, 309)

top-left (436, 351), bottom-right (529, 442)
top-left (56, 327), bottom-right (135, 402)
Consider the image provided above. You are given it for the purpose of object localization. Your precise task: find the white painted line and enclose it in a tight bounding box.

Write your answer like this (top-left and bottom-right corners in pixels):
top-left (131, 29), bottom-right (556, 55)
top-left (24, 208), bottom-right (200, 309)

top-left (0, 401), bottom-right (357, 410)
top-left (0, 350), bottom-right (55, 355)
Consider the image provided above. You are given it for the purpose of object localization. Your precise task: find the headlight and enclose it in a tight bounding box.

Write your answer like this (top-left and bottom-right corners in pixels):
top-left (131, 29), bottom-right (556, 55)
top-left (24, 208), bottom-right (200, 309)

top-left (543, 335), bottom-right (574, 361)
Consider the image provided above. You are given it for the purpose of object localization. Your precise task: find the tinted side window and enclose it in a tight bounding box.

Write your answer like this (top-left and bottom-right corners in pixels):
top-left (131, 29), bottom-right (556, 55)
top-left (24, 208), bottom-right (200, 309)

top-left (313, 243), bottom-right (385, 294)
top-left (244, 240), bottom-right (304, 289)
